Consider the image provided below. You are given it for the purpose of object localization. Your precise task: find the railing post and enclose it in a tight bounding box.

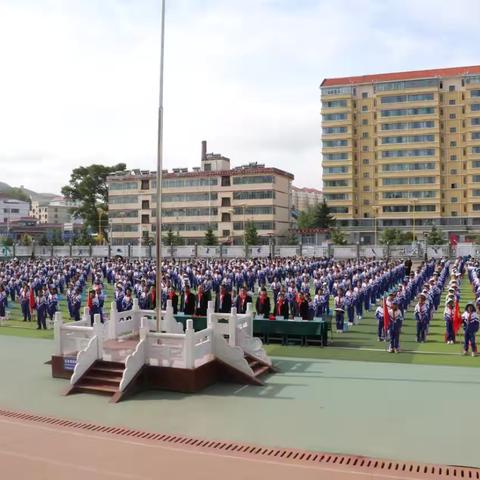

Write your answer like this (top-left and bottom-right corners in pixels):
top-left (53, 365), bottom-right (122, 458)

top-left (140, 317), bottom-right (149, 341)
top-left (219, 244), bottom-right (223, 259)
top-left (207, 300), bottom-right (214, 328)
top-left (93, 314), bottom-right (103, 359)
top-left (229, 307), bottom-right (237, 347)
top-left (132, 298), bottom-right (140, 331)
top-left (54, 311), bottom-right (63, 356)
top-left (164, 299), bottom-right (175, 332)
top-left (109, 301), bottom-right (118, 339)
top-left (185, 319), bottom-right (195, 369)
top-left (245, 302), bottom-right (253, 337)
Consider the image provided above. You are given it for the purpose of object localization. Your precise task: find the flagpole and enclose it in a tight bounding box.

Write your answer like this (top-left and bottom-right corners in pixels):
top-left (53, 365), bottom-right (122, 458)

top-left (155, 0), bottom-right (166, 332)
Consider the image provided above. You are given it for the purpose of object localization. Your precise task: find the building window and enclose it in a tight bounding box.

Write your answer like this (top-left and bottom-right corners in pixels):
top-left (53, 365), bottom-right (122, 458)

top-left (451, 169), bottom-right (457, 175)
top-left (221, 213), bottom-right (231, 222)
top-left (449, 99), bottom-right (456, 105)
top-left (362, 92), bottom-right (368, 98)
top-left (141, 214), bottom-right (149, 224)
top-left (362, 146), bottom-right (368, 152)
top-left (141, 179), bottom-right (149, 190)
top-left (450, 127), bottom-right (457, 133)
top-left (450, 155), bottom-right (457, 161)
top-left (361, 105), bottom-right (368, 112)
top-left (222, 230), bottom-right (230, 237)
top-left (449, 113), bottom-right (456, 119)
top-left (221, 176), bottom-right (230, 187)
top-left (451, 183), bottom-right (458, 188)
top-left (449, 85), bottom-right (456, 92)
top-left (362, 132), bottom-right (368, 138)
top-left (450, 141), bottom-right (457, 147)
top-left (451, 197), bottom-right (458, 203)
top-left (221, 197), bottom-right (230, 207)
top-left (362, 119), bottom-right (368, 125)
top-left (362, 159), bottom-right (369, 165)
top-left (204, 163), bottom-right (212, 171)
top-left (141, 200), bottom-right (150, 209)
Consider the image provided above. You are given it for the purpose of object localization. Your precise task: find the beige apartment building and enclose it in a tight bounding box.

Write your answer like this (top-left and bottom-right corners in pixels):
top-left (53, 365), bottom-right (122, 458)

top-left (30, 197), bottom-right (77, 225)
top-left (321, 65), bottom-right (480, 242)
top-left (292, 186), bottom-right (323, 212)
top-left (107, 142), bottom-right (293, 246)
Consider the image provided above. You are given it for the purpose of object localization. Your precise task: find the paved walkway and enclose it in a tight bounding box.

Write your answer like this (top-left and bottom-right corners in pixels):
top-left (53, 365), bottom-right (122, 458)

top-left (1, 336), bottom-right (480, 468)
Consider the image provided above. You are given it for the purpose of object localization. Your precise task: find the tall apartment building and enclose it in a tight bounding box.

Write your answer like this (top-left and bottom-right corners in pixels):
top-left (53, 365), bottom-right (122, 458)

top-left (107, 141), bottom-right (293, 246)
top-left (321, 65), bottom-right (480, 242)
top-left (292, 186), bottom-right (323, 212)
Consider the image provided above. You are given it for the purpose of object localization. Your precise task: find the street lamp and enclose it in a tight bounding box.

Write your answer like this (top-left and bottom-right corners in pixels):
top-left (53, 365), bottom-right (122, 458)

top-left (97, 208), bottom-right (107, 245)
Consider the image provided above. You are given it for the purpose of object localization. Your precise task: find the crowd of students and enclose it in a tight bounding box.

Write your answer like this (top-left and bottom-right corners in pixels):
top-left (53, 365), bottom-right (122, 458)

top-left (0, 256), bottom-right (478, 355)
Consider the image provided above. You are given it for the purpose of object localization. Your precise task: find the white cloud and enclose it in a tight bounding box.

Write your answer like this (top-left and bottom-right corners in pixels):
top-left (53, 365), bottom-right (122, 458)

top-left (0, 0), bottom-right (479, 193)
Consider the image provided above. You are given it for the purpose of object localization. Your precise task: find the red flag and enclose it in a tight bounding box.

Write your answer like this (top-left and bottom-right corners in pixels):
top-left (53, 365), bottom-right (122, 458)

top-left (453, 300), bottom-right (462, 334)
top-left (29, 288), bottom-right (36, 312)
top-left (383, 297), bottom-right (390, 331)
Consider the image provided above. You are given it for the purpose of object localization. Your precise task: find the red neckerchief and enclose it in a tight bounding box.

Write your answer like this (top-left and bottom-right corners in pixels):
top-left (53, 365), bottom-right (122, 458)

top-left (240, 294), bottom-right (246, 306)
top-left (260, 296), bottom-right (266, 305)
top-left (168, 291), bottom-right (174, 299)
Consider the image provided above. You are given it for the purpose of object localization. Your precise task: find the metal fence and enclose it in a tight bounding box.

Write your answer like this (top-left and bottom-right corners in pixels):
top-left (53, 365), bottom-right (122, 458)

top-left (0, 243), bottom-right (455, 259)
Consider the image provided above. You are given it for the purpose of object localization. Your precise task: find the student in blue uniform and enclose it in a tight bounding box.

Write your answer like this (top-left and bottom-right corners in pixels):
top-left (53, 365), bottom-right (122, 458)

top-left (388, 298), bottom-right (403, 353)
top-left (414, 293), bottom-right (429, 343)
top-left (375, 300), bottom-right (385, 341)
top-left (462, 302), bottom-right (479, 357)
top-left (20, 283), bottom-right (31, 322)
top-left (71, 288), bottom-right (82, 321)
top-left (444, 297), bottom-right (455, 344)
top-left (36, 288), bottom-right (48, 330)
top-left (334, 288), bottom-right (345, 333)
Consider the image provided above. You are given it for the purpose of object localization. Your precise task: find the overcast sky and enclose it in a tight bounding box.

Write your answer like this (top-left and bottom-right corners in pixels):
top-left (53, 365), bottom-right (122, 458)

top-left (1, 0), bottom-right (480, 194)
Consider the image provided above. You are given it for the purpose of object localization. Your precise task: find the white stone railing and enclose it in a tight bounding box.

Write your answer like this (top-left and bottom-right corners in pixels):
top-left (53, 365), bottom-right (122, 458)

top-left (108, 299), bottom-right (183, 340)
top-left (70, 314), bottom-right (104, 385)
top-left (54, 311), bottom-right (94, 356)
top-left (207, 302), bottom-right (253, 347)
top-left (119, 320), bottom-right (148, 392)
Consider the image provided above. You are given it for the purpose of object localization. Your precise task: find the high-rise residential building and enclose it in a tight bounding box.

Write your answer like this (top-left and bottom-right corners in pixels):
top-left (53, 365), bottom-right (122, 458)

top-left (321, 65), bottom-right (480, 242)
top-left (292, 186), bottom-right (323, 212)
top-left (107, 141), bottom-right (294, 246)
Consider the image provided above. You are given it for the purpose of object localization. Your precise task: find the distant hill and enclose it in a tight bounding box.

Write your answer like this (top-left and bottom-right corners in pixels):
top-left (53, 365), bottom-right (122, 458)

top-left (0, 181), bottom-right (58, 203)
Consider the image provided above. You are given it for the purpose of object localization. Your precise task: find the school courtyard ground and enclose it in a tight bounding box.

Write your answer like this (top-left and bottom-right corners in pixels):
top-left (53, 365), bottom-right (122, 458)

top-left (0, 276), bottom-right (479, 478)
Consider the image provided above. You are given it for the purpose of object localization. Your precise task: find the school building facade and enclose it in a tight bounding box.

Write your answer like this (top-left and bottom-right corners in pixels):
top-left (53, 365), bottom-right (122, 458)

top-left (107, 142), bottom-right (294, 246)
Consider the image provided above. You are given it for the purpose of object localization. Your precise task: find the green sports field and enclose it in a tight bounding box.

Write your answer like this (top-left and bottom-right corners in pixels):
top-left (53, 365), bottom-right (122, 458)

top-left (1, 276), bottom-right (478, 368)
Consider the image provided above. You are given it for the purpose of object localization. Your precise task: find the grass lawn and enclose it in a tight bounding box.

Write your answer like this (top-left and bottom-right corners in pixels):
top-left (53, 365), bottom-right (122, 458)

top-left (266, 276), bottom-right (480, 368)
top-left (0, 283), bottom-right (116, 340)
top-left (1, 274), bottom-right (478, 368)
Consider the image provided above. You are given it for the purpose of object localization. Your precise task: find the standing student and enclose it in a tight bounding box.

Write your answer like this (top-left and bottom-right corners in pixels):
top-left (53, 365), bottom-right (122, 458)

top-left (444, 298), bottom-right (455, 344)
top-left (462, 302), bottom-right (479, 357)
top-left (255, 287), bottom-right (271, 319)
top-left (414, 293), bottom-right (429, 343)
top-left (375, 300), bottom-right (385, 341)
top-left (334, 288), bottom-right (345, 333)
top-left (20, 283), bottom-right (31, 322)
top-left (388, 299), bottom-right (403, 353)
top-left (215, 284), bottom-right (232, 313)
top-left (0, 286), bottom-right (7, 326)
top-left (273, 292), bottom-right (289, 319)
top-left (36, 288), bottom-right (48, 330)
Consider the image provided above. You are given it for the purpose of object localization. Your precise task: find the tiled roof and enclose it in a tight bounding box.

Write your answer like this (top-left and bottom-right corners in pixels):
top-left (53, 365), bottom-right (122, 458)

top-left (292, 186), bottom-right (322, 194)
top-left (321, 65), bottom-right (480, 87)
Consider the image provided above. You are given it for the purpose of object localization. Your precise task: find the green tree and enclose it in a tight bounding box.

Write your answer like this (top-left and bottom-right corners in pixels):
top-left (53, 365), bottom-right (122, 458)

top-left (51, 231), bottom-right (65, 246)
top-left (380, 228), bottom-right (402, 245)
top-left (38, 234), bottom-right (49, 246)
top-left (244, 221), bottom-right (259, 245)
top-left (19, 234), bottom-right (33, 246)
top-left (163, 228), bottom-right (180, 246)
top-left (73, 228), bottom-right (93, 246)
top-left (141, 233), bottom-right (155, 246)
top-left (285, 230), bottom-right (298, 245)
top-left (297, 206), bottom-right (316, 229)
top-left (313, 200), bottom-right (336, 229)
top-left (2, 237), bottom-right (14, 247)
top-left (426, 225), bottom-right (445, 245)
top-left (204, 226), bottom-right (218, 246)
top-left (330, 228), bottom-right (347, 245)
top-left (61, 163), bottom-right (126, 238)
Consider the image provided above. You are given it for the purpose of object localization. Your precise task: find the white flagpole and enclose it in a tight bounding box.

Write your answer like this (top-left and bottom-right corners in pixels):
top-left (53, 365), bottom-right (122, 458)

top-left (155, 0), bottom-right (166, 332)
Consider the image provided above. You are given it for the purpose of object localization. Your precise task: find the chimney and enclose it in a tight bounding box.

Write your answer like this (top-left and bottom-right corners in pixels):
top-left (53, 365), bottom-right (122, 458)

top-left (201, 140), bottom-right (207, 161)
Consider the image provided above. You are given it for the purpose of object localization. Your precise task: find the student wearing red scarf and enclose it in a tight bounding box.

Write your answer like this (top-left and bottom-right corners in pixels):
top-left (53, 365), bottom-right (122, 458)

top-left (274, 292), bottom-right (289, 319)
top-left (235, 286), bottom-right (252, 314)
top-left (195, 285), bottom-right (209, 316)
top-left (293, 291), bottom-right (309, 320)
top-left (214, 284), bottom-right (232, 313)
top-left (255, 287), bottom-right (271, 318)
top-left (182, 285), bottom-right (196, 315)
top-left (167, 286), bottom-right (178, 314)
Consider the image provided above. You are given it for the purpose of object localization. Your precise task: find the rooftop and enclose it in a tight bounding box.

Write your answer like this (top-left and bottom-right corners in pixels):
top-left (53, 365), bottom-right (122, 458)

top-left (292, 186), bottom-right (322, 194)
top-left (321, 64), bottom-right (480, 88)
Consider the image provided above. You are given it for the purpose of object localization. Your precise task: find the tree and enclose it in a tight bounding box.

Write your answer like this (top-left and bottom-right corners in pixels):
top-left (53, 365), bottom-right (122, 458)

top-left (244, 221), bottom-right (259, 245)
top-left (51, 231), bottom-right (65, 246)
top-left (204, 226), bottom-right (218, 246)
top-left (313, 200), bottom-right (336, 229)
top-left (73, 228), bottom-right (93, 246)
top-left (141, 233), bottom-right (155, 246)
top-left (380, 228), bottom-right (413, 245)
top-left (38, 234), bottom-right (49, 246)
top-left (19, 234), bottom-right (33, 246)
top-left (5, 187), bottom-right (30, 204)
top-left (61, 163), bottom-right (127, 238)
top-left (285, 230), bottom-right (298, 246)
top-left (297, 206), bottom-right (316, 229)
top-left (330, 228), bottom-right (347, 245)
top-left (426, 225), bottom-right (445, 245)
top-left (163, 228), bottom-right (180, 246)
top-left (2, 237), bottom-right (14, 247)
